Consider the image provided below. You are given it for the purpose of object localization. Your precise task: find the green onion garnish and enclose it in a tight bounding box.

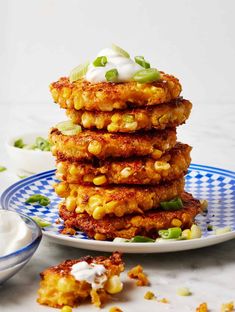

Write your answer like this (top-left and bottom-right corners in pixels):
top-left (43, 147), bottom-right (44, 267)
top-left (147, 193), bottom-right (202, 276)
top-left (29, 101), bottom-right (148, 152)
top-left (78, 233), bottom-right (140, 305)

top-left (134, 56), bottom-right (150, 69)
top-left (56, 120), bottom-right (82, 136)
top-left (35, 137), bottom-right (51, 151)
top-left (105, 68), bottom-right (119, 82)
top-left (69, 61), bottom-right (90, 83)
top-left (132, 68), bottom-right (160, 83)
top-left (26, 194), bottom-right (50, 206)
top-left (160, 197), bottom-right (183, 210)
top-left (158, 227), bottom-right (182, 239)
top-left (0, 166), bottom-right (6, 172)
top-left (112, 44), bottom-right (130, 58)
top-left (32, 216), bottom-right (52, 228)
top-left (93, 56), bottom-right (107, 67)
top-left (14, 138), bottom-right (25, 148)
top-left (131, 236), bottom-right (155, 243)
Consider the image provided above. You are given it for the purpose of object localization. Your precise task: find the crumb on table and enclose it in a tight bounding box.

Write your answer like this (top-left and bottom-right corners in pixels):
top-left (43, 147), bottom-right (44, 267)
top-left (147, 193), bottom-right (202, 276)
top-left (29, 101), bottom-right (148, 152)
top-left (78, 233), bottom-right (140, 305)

top-left (196, 302), bottom-right (208, 312)
top-left (109, 306), bottom-right (123, 312)
top-left (221, 301), bottom-right (234, 312)
top-left (127, 265), bottom-right (149, 286)
top-left (144, 291), bottom-right (156, 300)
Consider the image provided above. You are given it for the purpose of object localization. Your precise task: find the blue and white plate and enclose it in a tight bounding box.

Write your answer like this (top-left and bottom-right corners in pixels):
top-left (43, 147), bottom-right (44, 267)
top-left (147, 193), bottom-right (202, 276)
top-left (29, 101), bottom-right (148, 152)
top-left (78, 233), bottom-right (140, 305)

top-left (1, 164), bottom-right (235, 253)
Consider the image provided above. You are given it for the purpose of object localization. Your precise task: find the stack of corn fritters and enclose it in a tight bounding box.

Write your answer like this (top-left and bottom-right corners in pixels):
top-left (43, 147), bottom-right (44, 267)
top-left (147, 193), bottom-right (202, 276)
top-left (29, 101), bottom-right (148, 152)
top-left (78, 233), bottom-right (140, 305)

top-left (49, 72), bottom-right (201, 240)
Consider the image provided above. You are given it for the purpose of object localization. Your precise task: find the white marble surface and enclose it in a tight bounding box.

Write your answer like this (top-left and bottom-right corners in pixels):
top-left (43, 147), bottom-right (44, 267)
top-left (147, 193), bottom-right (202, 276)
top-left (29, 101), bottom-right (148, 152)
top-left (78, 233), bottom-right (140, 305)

top-left (0, 100), bottom-right (235, 311)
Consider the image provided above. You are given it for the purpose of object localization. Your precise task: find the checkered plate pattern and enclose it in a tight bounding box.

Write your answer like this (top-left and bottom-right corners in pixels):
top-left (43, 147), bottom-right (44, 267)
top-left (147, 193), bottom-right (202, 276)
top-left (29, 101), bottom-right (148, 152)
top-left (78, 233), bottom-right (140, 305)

top-left (1, 164), bottom-right (235, 253)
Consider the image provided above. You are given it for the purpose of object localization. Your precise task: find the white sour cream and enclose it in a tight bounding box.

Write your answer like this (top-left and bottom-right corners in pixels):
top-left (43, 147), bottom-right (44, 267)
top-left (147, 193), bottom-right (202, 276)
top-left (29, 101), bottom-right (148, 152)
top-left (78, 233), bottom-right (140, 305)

top-left (0, 210), bottom-right (32, 257)
top-left (70, 261), bottom-right (107, 289)
top-left (85, 48), bottom-right (142, 83)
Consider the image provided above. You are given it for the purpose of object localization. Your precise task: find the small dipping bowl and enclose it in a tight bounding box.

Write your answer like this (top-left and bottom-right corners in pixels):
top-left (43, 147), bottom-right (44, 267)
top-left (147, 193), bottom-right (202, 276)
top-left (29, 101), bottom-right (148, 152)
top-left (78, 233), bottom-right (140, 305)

top-left (6, 132), bottom-right (55, 174)
top-left (0, 211), bottom-right (42, 284)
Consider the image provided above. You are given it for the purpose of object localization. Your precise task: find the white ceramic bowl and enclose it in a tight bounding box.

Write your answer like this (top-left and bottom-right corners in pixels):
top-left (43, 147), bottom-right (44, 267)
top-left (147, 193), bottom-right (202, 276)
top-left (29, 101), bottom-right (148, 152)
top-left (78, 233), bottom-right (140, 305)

top-left (6, 132), bottom-right (55, 174)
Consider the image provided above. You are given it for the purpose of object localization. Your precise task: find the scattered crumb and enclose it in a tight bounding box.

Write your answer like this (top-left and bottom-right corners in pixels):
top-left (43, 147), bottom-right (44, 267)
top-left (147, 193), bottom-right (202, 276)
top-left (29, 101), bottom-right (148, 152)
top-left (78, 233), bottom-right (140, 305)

top-left (61, 227), bottom-right (76, 235)
top-left (128, 265), bottom-right (149, 286)
top-left (177, 287), bottom-right (192, 296)
top-left (158, 298), bottom-right (169, 304)
top-left (109, 307), bottom-right (123, 312)
top-left (55, 218), bottom-right (61, 224)
top-left (196, 302), bottom-right (208, 312)
top-left (221, 301), bottom-right (234, 312)
top-left (144, 291), bottom-right (156, 300)
top-left (61, 306), bottom-right (73, 312)
top-left (200, 199), bottom-right (208, 211)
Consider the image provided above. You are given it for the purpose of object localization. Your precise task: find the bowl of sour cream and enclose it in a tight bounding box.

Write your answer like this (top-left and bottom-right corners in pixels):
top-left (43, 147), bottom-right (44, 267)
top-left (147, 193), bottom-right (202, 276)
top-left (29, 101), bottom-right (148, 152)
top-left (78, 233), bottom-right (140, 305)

top-left (0, 210), bottom-right (42, 284)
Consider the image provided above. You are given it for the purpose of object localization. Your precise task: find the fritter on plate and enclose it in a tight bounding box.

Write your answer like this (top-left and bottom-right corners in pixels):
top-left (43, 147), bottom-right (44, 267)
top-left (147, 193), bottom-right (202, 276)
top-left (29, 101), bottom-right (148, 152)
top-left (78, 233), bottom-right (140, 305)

top-left (49, 127), bottom-right (176, 161)
top-left (54, 178), bottom-right (185, 219)
top-left (37, 252), bottom-right (124, 308)
top-left (50, 72), bottom-right (181, 112)
top-left (56, 143), bottom-right (191, 185)
top-left (59, 192), bottom-right (201, 240)
top-left (66, 98), bottom-right (192, 133)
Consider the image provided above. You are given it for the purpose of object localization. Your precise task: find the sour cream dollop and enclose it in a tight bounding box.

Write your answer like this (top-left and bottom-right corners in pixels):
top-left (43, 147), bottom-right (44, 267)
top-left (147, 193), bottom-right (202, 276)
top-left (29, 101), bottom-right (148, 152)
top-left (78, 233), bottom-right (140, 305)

top-left (0, 210), bottom-right (32, 257)
top-left (70, 261), bottom-right (107, 289)
top-left (85, 48), bottom-right (142, 83)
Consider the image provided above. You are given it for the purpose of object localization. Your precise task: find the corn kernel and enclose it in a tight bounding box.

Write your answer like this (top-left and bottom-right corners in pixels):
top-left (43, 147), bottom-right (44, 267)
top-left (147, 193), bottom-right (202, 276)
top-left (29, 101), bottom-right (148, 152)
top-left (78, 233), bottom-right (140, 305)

top-left (182, 229), bottom-right (191, 240)
top-left (51, 88), bottom-right (59, 101)
top-left (221, 301), bottom-right (234, 312)
top-left (109, 306), bottom-right (123, 312)
top-left (58, 278), bottom-right (72, 292)
top-left (144, 291), bottom-right (156, 300)
top-left (54, 183), bottom-right (68, 197)
top-left (107, 123), bottom-right (119, 132)
top-left (51, 145), bottom-right (57, 156)
top-left (94, 233), bottom-right (106, 240)
top-left (196, 302), bottom-right (208, 312)
top-left (61, 306), bottom-right (73, 312)
top-left (74, 96), bottom-right (83, 110)
top-left (93, 175), bottom-right (107, 185)
top-left (88, 140), bottom-right (102, 155)
top-left (82, 112), bottom-right (93, 127)
top-left (190, 224), bottom-right (202, 239)
top-left (93, 206), bottom-right (106, 220)
top-left (69, 164), bottom-right (79, 176)
top-left (124, 121), bottom-right (138, 131)
top-left (154, 161), bottom-right (170, 171)
top-left (57, 162), bottom-right (65, 174)
top-left (65, 197), bottom-right (76, 212)
top-left (171, 218), bottom-right (182, 227)
top-left (89, 195), bottom-right (103, 208)
top-left (105, 275), bottom-right (123, 294)
top-left (105, 200), bottom-right (119, 212)
top-left (62, 87), bottom-right (71, 98)
top-left (120, 167), bottom-right (132, 178)
top-left (177, 287), bottom-right (192, 296)
top-left (182, 213), bottom-right (191, 224)
top-left (152, 149), bottom-right (163, 159)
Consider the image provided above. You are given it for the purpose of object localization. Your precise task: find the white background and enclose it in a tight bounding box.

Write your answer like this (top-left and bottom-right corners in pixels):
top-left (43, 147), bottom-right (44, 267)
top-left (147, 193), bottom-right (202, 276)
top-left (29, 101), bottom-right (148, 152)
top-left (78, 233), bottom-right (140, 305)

top-left (0, 0), bottom-right (234, 170)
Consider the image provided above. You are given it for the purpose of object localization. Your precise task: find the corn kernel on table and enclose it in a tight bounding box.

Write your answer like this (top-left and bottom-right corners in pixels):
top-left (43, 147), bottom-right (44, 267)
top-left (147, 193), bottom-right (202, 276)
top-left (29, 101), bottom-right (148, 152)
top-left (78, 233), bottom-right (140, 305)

top-left (0, 101), bottom-right (234, 312)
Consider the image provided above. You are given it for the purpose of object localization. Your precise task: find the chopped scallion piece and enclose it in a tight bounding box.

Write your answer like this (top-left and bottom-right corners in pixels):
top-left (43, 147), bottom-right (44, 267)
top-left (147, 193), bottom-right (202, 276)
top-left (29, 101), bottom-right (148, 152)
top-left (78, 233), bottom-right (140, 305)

top-left (35, 137), bottom-right (51, 151)
top-left (160, 197), bottom-right (183, 210)
top-left (69, 61), bottom-right (90, 83)
top-left (0, 166), bottom-right (7, 172)
top-left (26, 194), bottom-right (50, 206)
top-left (93, 56), bottom-right (107, 67)
top-left (112, 43), bottom-right (130, 58)
top-left (131, 236), bottom-right (155, 243)
top-left (134, 56), bottom-right (150, 69)
top-left (132, 68), bottom-right (160, 83)
top-left (14, 138), bottom-right (25, 148)
top-left (32, 216), bottom-right (51, 228)
top-left (158, 227), bottom-right (182, 239)
top-left (56, 120), bottom-right (82, 136)
top-left (105, 68), bottom-right (119, 82)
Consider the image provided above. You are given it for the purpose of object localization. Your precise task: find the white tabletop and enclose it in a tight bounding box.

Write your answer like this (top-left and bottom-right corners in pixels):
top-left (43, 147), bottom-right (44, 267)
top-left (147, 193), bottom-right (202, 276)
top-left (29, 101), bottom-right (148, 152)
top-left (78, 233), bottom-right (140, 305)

top-left (0, 101), bottom-right (235, 311)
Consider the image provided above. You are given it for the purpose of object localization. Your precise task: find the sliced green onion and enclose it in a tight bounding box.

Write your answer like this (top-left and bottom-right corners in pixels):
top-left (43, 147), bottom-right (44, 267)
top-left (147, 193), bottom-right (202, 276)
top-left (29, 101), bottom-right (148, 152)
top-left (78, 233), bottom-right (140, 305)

top-left (132, 68), bottom-right (161, 83)
top-left (35, 137), bottom-right (51, 151)
top-left (105, 68), bottom-right (119, 82)
top-left (18, 175), bottom-right (28, 179)
top-left (14, 138), bottom-right (25, 148)
top-left (207, 224), bottom-right (213, 231)
top-left (26, 194), bottom-right (50, 206)
top-left (177, 287), bottom-right (192, 296)
top-left (32, 216), bottom-right (52, 228)
top-left (0, 166), bottom-right (7, 172)
top-left (131, 236), bottom-right (155, 243)
top-left (56, 120), bottom-right (82, 136)
top-left (158, 227), bottom-right (182, 239)
top-left (112, 43), bottom-right (130, 58)
top-left (160, 197), bottom-right (183, 210)
top-left (69, 61), bottom-right (89, 83)
top-left (134, 56), bottom-right (150, 69)
top-left (93, 56), bottom-right (107, 67)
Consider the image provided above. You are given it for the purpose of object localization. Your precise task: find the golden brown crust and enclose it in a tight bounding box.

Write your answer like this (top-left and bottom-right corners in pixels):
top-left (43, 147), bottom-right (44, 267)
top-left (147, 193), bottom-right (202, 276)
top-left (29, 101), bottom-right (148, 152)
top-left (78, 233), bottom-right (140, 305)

top-left (55, 178), bottom-right (185, 218)
top-left (49, 127), bottom-right (177, 161)
top-left (56, 143), bottom-right (191, 185)
top-left (66, 98), bottom-right (192, 133)
top-left (50, 72), bottom-right (182, 112)
top-left (59, 192), bottom-right (201, 240)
